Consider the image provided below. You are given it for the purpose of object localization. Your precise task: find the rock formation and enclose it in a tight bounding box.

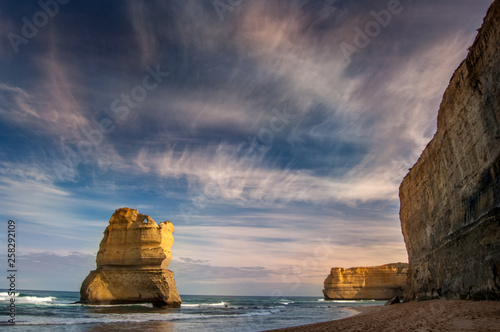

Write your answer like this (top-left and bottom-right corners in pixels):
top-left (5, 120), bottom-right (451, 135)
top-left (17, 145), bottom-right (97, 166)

top-left (80, 207), bottom-right (182, 307)
top-left (323, 263), bottom-right (408, 300)
top-left (399, 0), bottom-right (500, 301)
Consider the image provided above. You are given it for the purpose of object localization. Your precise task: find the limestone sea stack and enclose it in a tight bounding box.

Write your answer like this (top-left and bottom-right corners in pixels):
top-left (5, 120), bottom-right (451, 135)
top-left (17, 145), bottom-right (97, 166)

top-left (80, 207), bottom-right (182, 307)
top-left (322, 263), bottom-right (408, 300)
top-left (399, 0), bottom-right (500, 301)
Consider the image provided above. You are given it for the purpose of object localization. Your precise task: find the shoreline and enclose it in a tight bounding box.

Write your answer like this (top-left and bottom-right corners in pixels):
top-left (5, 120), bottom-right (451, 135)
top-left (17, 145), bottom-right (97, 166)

top-left (264, 300), bottom-right (500, 331)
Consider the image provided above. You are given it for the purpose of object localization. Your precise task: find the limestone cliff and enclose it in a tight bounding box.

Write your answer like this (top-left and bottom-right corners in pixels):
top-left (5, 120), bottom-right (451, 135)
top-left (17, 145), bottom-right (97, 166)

top-left (399, 0), bottom-right (500, 301)
top-left (80, 207), bottom-right (182, 307)
top-left (323, 263), bottom-right (408, 300)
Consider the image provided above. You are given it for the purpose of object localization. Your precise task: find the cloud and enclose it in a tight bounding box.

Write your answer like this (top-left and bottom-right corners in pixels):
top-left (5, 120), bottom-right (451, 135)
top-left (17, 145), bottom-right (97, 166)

top-left (0, 165), bottom-right (116, 253)
top-left (172, 257), bottom-right (275, 284)
top-left (0, 166), bottom-right (75, 229)
top-left (127, 0), bottom-right (159, 66)
top-left (133, 143), bottom-right (400, 205)
top-left (11, 252), bottom-right (96, 291)
top-left (232, 1), bottom-right (353, 106)
top-left (0, 57), bottom-right (89, 141)
top-left (111, 0), bottom-right (481, 211)
top-left (0, 82), bottom-right (41, 124)
top-left (0, 161), bottom-right (54, 183)
top-left (169, 215), bottom-right (407, 295)
top-left (0, 0), bottom-right (481, 195)
top-left (170, 209), bottom-right (407, 282)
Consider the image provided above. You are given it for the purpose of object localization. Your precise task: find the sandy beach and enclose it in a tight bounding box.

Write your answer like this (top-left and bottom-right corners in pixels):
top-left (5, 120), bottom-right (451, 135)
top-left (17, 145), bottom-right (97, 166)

top-left (265, 300), bottom-right (500, 332)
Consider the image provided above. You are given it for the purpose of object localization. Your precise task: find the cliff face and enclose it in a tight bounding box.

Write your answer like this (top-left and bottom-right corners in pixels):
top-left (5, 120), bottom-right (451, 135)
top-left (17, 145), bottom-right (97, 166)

top-left (399, 0), bottom-right (500, 301)
top-left (323, 263), bottom-right (408, 300)
top-left (80, 207), bottom-right (181, 307)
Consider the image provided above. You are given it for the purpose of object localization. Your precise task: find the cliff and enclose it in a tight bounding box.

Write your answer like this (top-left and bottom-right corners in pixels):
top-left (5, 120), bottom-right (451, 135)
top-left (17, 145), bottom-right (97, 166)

top-left (80, 207), bottom-right (182, 307)
top-left (323, 263), bottom-right (408, 300)
top-left (399, 0), bottom-right (500, 301)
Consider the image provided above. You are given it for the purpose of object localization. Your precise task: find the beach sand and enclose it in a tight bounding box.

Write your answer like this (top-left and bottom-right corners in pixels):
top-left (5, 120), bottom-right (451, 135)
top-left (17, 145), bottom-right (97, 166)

top-left (265, 300), bottom-right (500, 331)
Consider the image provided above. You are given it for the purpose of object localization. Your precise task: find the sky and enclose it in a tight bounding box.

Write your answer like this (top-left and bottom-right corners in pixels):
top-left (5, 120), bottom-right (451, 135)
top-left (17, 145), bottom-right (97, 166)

top-left (0, 0), bottom-right (494, 296)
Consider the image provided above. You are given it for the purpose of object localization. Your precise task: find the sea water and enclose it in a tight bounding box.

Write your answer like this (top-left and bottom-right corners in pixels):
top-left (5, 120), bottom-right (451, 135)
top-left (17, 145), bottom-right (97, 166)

top-left (0, 290), bottom-right (383, 331)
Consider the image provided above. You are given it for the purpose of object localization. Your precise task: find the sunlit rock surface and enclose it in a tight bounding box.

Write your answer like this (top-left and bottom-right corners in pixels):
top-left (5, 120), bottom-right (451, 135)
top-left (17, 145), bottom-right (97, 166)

top-left (400, 0), bottom-right (500, 301)
top-left (323, 263), bottom-right (408, 300)
top-left (80, 207), bottom-right (181, 307)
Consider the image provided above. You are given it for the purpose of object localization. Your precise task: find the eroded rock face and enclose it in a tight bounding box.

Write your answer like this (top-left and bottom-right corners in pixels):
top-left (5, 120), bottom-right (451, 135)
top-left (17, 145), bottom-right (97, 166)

top-left (80, 207), bottom-right (182, 307)
top-left (399, 0), bottom-right (500, 301)
top-left (322, 263), bottom-right (408, 300)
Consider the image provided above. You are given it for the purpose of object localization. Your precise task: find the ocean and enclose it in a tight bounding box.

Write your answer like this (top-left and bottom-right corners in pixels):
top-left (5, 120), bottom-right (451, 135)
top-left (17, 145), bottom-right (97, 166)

top-left (0, 290), bottom-right (384, 331)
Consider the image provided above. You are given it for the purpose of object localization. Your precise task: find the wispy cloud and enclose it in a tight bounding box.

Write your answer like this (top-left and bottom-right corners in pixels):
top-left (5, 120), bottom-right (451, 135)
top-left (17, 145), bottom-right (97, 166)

top-left (172, 257), bottom-right (275, 283)
top-left (18, 252), bottom-right (96, 291)
top-left (0, 82), bottom-right (41, 125)
top-left (0, 56), bottom-right (89, 140)
top-left (127, 0), bottom-right (159, 66)
top-left (133, 144), bottom-right (399, 205)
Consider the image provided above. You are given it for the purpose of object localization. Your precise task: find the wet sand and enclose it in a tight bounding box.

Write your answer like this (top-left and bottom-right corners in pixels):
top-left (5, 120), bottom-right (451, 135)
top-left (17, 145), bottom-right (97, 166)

top-left (264, 300), bottom-right (500, 331)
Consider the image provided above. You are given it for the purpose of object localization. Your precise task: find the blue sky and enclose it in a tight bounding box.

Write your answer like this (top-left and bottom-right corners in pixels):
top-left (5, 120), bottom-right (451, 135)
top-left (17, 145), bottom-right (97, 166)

top-left (0, 0), bottom-right (494, 295)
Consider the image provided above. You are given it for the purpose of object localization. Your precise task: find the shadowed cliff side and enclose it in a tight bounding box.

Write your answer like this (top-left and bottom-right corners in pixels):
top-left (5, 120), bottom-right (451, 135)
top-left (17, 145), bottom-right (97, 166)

top-left (399, 0), bottom-right (500, 301)
top-left (80, 207), bottom-right (182, 308)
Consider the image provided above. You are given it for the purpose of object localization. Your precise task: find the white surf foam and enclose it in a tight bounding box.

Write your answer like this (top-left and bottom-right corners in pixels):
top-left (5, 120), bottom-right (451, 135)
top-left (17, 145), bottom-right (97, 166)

top-left (0, 293), bottom-right (55, 304)
top-left (182, 301), bottom-right (228, 308)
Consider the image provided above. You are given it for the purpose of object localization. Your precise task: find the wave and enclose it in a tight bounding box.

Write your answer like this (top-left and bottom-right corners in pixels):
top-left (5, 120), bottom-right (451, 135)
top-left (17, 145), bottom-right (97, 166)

top-left (19, 296), bottom-right (56, 303)
top-left (182, 301), bottom-right (228, 308)
top-left (84, 303), bottom-right (153, 308)
top-left (0, 293), bottom-right (56, 304)
top-left (0, 293), bottom-right (18, 301)
top-left (15, 309), bottom-right (277, 326)
top-left (330, 299), bottom-right (377, 303)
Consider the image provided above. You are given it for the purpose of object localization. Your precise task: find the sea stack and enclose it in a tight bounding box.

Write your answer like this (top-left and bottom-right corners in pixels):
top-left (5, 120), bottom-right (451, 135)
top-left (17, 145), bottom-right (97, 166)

top-left (322, 263), bottom-right (408, 300)
top-left (399, 0), bottom-right (500, 301)
top-left (80, 207), bottom-right (182, 307)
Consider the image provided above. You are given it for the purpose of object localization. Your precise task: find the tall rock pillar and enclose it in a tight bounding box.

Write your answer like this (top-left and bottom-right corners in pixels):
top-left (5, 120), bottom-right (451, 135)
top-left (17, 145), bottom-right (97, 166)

top-left (80, 207), bottom-right (182, 307)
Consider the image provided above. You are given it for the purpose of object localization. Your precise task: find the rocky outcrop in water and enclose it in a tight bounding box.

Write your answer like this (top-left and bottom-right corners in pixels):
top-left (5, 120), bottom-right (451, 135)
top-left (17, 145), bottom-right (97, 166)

top-left (399, 0), bottom-right (500, 301)
top-left (80, 207), bottom-right (182, 307)
top-left (322, 263), bottom-right (408, 300)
